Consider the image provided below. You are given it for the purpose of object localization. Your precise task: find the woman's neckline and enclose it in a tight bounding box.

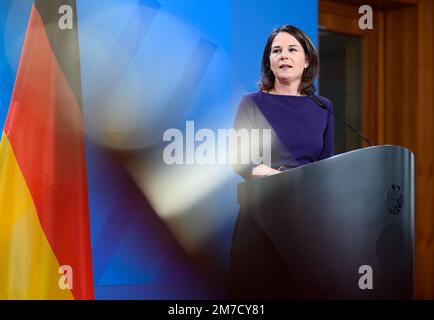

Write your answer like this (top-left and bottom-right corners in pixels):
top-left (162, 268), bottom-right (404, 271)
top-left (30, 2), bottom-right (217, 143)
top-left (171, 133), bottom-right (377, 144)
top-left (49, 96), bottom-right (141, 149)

top-left (260, 91), bottom-right (309, 97)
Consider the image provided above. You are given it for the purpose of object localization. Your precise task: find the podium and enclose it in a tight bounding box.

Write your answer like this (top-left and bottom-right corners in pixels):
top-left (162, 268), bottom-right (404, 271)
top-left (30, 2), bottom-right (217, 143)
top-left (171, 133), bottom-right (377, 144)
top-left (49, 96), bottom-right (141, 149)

top-left (235, 145), bottom-right (414, 299)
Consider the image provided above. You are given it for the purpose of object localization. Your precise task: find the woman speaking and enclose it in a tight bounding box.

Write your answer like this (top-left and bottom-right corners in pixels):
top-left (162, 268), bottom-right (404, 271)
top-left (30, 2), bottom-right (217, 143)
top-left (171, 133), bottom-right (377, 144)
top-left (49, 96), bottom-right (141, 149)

top-left (230, 24), bottom-right (334, 299)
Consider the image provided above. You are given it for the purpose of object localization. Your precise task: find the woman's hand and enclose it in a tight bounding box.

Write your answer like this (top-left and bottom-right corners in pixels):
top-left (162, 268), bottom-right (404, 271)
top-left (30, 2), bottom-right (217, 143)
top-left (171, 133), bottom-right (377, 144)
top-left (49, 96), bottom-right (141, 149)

top-left (251, 164), bottom-right (281, 178)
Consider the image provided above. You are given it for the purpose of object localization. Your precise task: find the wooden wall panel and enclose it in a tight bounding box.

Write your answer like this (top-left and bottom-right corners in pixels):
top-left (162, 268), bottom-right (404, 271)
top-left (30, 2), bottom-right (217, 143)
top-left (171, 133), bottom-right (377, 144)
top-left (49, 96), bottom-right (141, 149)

top-left (415, 0), bottom-right (434, 300)
top-left (364, 10), bottom-right (384, 145)
top-left (384, 7), bottom-right (419, 149)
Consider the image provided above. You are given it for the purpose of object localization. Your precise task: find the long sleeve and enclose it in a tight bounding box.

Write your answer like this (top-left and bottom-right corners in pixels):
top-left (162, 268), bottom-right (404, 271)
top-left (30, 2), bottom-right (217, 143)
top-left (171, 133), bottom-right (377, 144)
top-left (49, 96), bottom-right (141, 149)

top-left (231, 95), bottom-right (259, 180)
top-left (318, 101), bottom-right (334, 160)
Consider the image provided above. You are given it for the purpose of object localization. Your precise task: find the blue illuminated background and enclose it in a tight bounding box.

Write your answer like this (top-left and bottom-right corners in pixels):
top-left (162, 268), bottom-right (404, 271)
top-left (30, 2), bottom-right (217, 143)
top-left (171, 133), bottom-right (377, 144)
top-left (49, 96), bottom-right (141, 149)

top-left (0, 0), bottom-right (317, 299)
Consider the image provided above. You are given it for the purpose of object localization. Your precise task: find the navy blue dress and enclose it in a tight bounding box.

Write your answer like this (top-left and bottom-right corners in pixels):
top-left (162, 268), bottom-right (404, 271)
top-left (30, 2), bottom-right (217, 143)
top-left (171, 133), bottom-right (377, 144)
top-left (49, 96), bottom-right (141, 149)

top-left (232, 91), bottom-right (334, 179)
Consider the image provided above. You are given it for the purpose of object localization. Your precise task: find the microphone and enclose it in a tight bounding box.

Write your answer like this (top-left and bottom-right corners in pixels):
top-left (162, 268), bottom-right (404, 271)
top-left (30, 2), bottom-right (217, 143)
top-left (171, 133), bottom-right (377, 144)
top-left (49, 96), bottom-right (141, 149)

top-left (306, 86), bottom-right (374, 147)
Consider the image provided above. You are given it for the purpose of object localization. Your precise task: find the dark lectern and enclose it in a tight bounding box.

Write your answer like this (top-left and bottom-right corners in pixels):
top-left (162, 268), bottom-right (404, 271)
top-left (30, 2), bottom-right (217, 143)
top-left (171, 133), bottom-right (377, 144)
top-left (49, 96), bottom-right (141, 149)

top-left (235, 145), bottom-right (414, 299)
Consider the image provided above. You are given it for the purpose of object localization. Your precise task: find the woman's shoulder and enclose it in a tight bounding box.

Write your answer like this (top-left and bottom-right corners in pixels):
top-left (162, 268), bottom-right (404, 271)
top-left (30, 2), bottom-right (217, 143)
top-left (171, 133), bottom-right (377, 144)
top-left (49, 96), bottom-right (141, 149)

top-left (316, 94), bottom-right (332, 104)
top-left (238, 92), bottom-right (261, 108)
top-left (234, 92), bottom-right (264, 123)
top-left (242, 91), bottom-right (261, 101)
top-left (312, 94), bottom-right (333, 110)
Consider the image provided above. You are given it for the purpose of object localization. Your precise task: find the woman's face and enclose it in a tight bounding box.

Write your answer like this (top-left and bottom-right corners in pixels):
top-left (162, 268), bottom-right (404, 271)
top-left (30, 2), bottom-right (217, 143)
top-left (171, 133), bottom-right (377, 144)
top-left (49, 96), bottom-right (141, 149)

top-left (269, 32), bottom-right (309, 85)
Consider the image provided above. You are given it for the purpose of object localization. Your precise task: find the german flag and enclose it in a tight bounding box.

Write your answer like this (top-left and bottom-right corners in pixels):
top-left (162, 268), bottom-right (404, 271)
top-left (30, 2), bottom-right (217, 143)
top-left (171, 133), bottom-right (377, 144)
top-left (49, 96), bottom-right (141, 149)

top-left (0, 0), bottom-right (94, 299)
